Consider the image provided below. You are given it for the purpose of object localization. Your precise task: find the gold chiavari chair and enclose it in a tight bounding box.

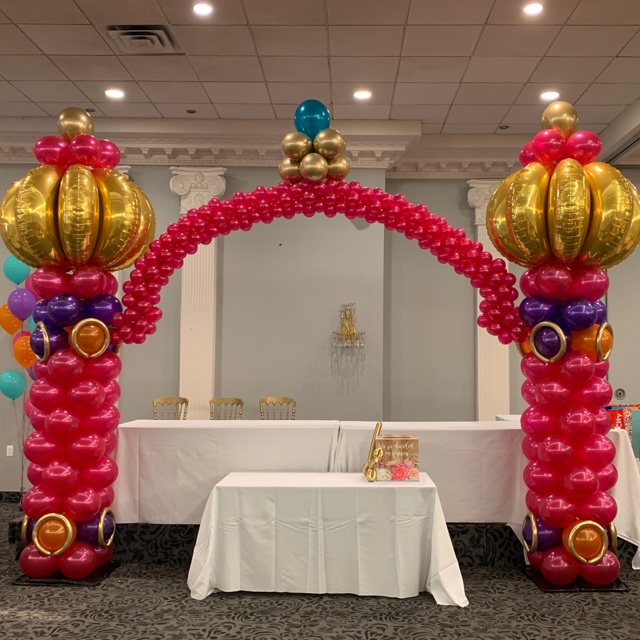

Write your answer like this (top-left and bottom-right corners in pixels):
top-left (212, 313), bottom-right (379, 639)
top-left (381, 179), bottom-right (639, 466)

top-left (209, 397), bottom-right (244, 420)
top-left (152, 397), bottom-right (189, 420)
top-left (259, 396), bottom-right (296, 420)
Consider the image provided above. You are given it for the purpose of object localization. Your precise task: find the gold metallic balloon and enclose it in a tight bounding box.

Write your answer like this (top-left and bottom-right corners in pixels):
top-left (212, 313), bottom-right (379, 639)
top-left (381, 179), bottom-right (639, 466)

top-left (119, 183), bottom-right (155, 269)
top-left (314, 129), bottom-right (346, 159)
top-left (299, 153), bottom-right (328, 182)
top-left (541, 101), bottom-right (578, 140)
top-left (599, 183), bottom-right (640, 268)
top-left (14, 165), bottom-right (67, 267)
top-left (506, 162), bottom-right (551, 265)
top-left (57, 107), bottom-right (94, 142)
top-left (326, 155), bottom-right (350, 181)
top-left (0, 179), bottom-right (40, 267)
top-left (281, 132), bottom-right (313, 161)
top-left (578, 162), bottom-right (633, 266)
top-left (548, 158), bottom-right (590, 264)
top-left (92, 169), bottom-right (142, 269)
top-left (58, 165), bottom-right (100, 265)
top-left (278, 158), bottom-right (303, 184)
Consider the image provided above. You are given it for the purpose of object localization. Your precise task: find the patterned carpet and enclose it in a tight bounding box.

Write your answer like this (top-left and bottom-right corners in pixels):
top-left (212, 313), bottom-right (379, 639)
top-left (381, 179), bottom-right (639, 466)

top-left (2, 501), bottom-right (640, 640)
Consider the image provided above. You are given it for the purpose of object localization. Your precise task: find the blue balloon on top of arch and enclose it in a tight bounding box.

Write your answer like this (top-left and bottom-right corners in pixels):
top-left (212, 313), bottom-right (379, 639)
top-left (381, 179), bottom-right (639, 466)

top-left (294, 100), bottom-right (330, 141)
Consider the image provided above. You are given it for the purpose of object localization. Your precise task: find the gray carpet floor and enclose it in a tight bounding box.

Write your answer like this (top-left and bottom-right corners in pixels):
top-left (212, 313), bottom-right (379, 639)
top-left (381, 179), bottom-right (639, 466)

top-left (2, 502), bottom-right (640, 640)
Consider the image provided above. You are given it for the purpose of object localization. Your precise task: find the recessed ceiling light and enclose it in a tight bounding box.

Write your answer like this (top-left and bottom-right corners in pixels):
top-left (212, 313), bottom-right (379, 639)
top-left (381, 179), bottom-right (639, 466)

top-left (541, 90), bottom-right (559, 101)
top-left (193, 2), bottom-right (213, 16)
top-left (186, 109), bottom-right (197, 114)
top-left (499, 125), bottom-right (510, 130)
top-left (85, 108), bottom-right (96, 113)
top-left (353, 90), bottom-right (372, 100)
top-left (105, 88), bottom-right (125, 99)
top-left (523, 3), bottom-right (543, 15)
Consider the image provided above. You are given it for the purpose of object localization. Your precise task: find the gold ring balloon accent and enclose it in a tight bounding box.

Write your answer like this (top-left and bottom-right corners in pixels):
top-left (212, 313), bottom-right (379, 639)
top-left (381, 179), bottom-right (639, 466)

top-left (70, 318), bottom-right (110, 358)
top-left (608, 522), bottom-right (618, 553)
top-left (21, 515), bottom-right (31, 546)
top-left (596, 322), bottom-right (614, 362)
top-left (34, 321), bottom-right (51, 363)
top-left (529, 322), bottom-right (567, 363)
top-left (32, 513), bottom-right (76, 557)
top-left (98, 508), bottom-right (116, 548)
top-left (522, 511), bottom-right (538, 554)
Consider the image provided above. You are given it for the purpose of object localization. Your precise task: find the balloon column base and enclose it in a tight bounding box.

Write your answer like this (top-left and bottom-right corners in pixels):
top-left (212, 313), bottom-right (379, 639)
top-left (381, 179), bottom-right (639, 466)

top-left (13, 562), bottom-right (119, 587)
top-left (523, 567), bottom-right (628, 593)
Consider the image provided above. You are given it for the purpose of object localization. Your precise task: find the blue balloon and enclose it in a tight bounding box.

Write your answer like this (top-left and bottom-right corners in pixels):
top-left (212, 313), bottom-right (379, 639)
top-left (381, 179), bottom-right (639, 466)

top-left (27, 316), bottom-right (36, 332)
top-left (294, 100), bottom-right (330, 141)
top-left (0, 369), bottom-right (26, 400)
top-left (3, 256), bottom-right (30, 285)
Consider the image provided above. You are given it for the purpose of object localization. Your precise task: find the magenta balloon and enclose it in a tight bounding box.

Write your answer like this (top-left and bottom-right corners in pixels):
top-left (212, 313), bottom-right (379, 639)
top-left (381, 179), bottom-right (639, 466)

top-left (535, 379), bottom-right (571, 407)
top-left (8, 288), bottom-right (37, 320)
top-left (84, 352), bottom-right (121, 383)
top-left (560, 352), bottom-right (595, 383)
top-left (522, 435), bottom-right (539, 461)
top-left (541, 548), bottom-right (579, 585)
top-left (81, 456), bottom-right (118, 488)
top-left (573, 376), bottom-right (612, 408)
top-left (34, 135), bottom-right (70, 167)
top-left (68, 380), bottom-right (106, 412)
top-left (31, 266), bottom-right (73, 300)
top-left (68, 433), bottom-right (106, 466)
top-left (519, 141), bottom-right (537, 166)
top-left (559, 407), bottom-right (596, 440)
top-left (42, 460), bottom-right (79, 494)
top-left (29, 378), bottom-right (65, 413)
top-left (97, 485), bottom-right (115, 509)
top-left (577, 490), bottom-right (617, 525)
top-left (23, 431), bottom-right (64, 465)
top-left (526, 489), bottom-right (541, 514)
top-left (28, 405), bottom-right (47, 431)
top-left (593, 360), bottom-right (610, 378)
top-left (535, 263), bottom-right (573, 300)
top-left (103, 431), bottom-right (117, 456)
top-left (27, 462), bottom-right (44, 486)
top-left (47, 349), bottom-right (85, 383)
top-left (44, 408), bottom-right (81, 443)
top-left (578, 434), bottom-right (616, 469)
top-left (71, 265), bottom-right (107, 299)
top-left (538, 436), bottom-right (574, 469)
top-left (597, 463), bottom-right (618, 492)
top-left (538, 493), bottom-right (577, 528)
top-left (532, 129), bottom-right (566, 163)
top-left (69, 134), bottom-right (101, 166)
top-left (523, 460), bottom-right (559, 495)
top-left (94, 544), bottom-right (115, 567)
top-left (104, 273), bottom-right (118, 296)
top-left (103, 379), bottom-right (120, 405)
top-left (564, 131), bottom-right (602, 165)
top-left (521, 405), bottom-right (558, 439)
top-left (58, 542), bottom-right (97, 580)
top-left (520, 268), bottom-right (540, 296)
top-left (579, 551), bottom-right (619, 585)
top-left (569, 266), bottom-right (608, 300)
top-left (521, 353), bottom-right (557, 382)
top-left (20, 544), bottom-right (59, 578)
top-left (63, 486), bottom-right (101, 521)
top-left (21, 485), bottom-right (63, 519)
top-left (521, 379), bottom-right (537, 405)
top-left (563, 464), bottom-right (599, 497)
top-left (94, 140), bottom-right (121, 170)
top-left (82, 404), bottom-right (120, 435)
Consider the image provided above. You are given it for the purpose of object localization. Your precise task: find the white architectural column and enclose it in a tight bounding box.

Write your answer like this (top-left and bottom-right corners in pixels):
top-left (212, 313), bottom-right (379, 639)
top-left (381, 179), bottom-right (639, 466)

top-left (170, 167), bottom-right (227, 419)
top-left (467, 180), bottom-right (511, 421)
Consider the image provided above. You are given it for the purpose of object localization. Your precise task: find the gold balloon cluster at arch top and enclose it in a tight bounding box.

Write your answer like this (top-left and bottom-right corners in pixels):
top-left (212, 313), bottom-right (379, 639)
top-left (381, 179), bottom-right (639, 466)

top-left (279, 130), bottom-right (350, 183)
top-left (0, 107), bottom-right (155, 271)
top-left (487, 101), bottom-right (640, 269)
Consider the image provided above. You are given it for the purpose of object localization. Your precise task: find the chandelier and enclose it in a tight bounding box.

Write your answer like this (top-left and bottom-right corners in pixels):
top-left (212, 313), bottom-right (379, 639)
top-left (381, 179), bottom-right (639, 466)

top-left (332, 303), bottom-right (365, 348)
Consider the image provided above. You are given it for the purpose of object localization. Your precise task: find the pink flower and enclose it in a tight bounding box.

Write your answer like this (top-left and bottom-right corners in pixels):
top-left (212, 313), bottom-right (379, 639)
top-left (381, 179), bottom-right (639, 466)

top-left (391, 464), bottom-right (409, 481)
top-left (404, 458), bottom-right (414, 468)
top-left (409, 468), bottom-right (420, 481)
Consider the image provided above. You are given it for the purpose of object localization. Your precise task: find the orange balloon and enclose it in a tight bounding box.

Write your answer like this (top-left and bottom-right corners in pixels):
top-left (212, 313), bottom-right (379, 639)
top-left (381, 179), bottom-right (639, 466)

top-left (571, 325), bottom-right (599, 360)
top-left (0, 304), bottom-right (21, 334)
top-left (73, 321), bottom-right (108, 356)
top-left (36, 517), bottom-right (77, 554)
top-left (519, 339), bottom-right (532, 356)
top-left (563, 522), bottom-right (605, 562)
top-left (12, 335), bottom-right (36, 368)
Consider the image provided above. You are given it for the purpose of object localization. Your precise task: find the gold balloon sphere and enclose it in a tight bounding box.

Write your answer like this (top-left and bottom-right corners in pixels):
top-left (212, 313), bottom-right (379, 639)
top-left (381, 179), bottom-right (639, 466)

top-left (299, 153), bottom-right (328, 182)
top-left (326, 155), bottom-right (350, 181)
top-left (314, 129), bottom-right (346, 159)
top-left (541, 101), bottom-right (578, 140)
top-left (281, 132), bottom-right (313, 161)
top-left (57, 107), bottom-right (94, 141)
top-left (278, 158), bottom-right (303, 183)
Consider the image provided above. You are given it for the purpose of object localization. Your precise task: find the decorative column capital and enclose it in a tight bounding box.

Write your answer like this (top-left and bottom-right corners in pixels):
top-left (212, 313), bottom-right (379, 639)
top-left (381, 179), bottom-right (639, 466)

top-left (115, 165), bottom-right (131, 178)
top-left (169, 166), bottom-right (227, 214)
top-left (467, 179), bottom-right (500, 226)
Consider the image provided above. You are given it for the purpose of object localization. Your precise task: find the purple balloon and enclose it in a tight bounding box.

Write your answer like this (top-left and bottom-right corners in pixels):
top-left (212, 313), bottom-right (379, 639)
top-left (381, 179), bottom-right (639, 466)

top-left (593, 299), bottom-right (607, 325)
top-left (519, 295), bottom-right (557, 326)
top-left (28, 366), bottom-right (37, 381)
top-left (30, 325), bottom-right (69, 359)
top-left (533, 325), bottom-right (571, 359)
top-left (558, 298), bottom-right (597, 331)
top-left (7, 288), bottom-right (36, 321)
top-left (523, 515), bottom-right (563, 552)
top-left (32, 299), bottom-right (50, 324)
top-left (48, 293), bottom-right (83, 327)
top-left (83, 294), bottom-right (123, 326)
top-left (76, 513), bottom-right (115, 545)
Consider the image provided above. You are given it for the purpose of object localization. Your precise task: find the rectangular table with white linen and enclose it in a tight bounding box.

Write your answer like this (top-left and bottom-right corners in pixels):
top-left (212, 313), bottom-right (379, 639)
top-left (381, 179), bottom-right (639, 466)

top-left (187, 471), bottom-right (468, 606)
top-left (112, 420), bottom-right (340, 524)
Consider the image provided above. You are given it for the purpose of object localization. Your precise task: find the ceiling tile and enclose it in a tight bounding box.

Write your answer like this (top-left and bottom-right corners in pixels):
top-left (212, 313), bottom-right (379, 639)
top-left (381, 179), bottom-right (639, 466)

top-left (620, 31), bottom-right (640, 56)
top-left (531, 57), bottom-right (612, 83)
top-left (332, 82), bottom-right (394, 104)
top-left (214, 104), bottom-right (275, 119)
top-left (268, 82), bottom-right (330, 103)
top-left (389, 104), bottom-right (449, 122)
top-left (244, 0), bottom-right (325, 25)
top-left (568, 0), bottom-right (640, 24)
top-left (488, 0), bottom-right (579, 25)
top-left (463, 57), bottom-right (540, 82)
top-left (0, 102), bottom-right (47, 116)
top-left (572, 105), bottom-right (627, 121)
top-left (330, 57), bottom-right (398, 82)
top-left (120, 56), bottom-right (197, 81)
top-left (20, 25), bottom-right (111, 55)
top-left (254, 26), bottom-right (327, 56)
top-left (501, 104), bottom-right (619, 125)
top-left (0, 10), bottom-right (8, 23)
top-left (332, 104), bottom-right (391, 119)
top-left (442, 123), bottom-right (499, 133)
top-left (204, 82), bottom-right (270, 104)
top-left (40, 103), bottom-right (105, 117)
top-left (10, 80), bottom-right (87, 102)
top-left (329, 26), bottom-right (404, 56)
top-left (393, 83), bottom-right (459, 104)
top-left (274, 104), bottom-right (297, 118)
top-left (0, 82), bottom-right (28, 101)
top-left (156, 0), bottom-right (246, 25)
top-left (95, 102), bottom-right (162, 117)
top-left (547, 26), bottom-right (638, 56)
top-left (597, 58), bottom-right (640, 83)
top-left (155, 103), bottom-right (219, 118)
top-left (515, 82), bottom-right (589, 104)
top-left (496, 124), bottom-right (540, 134)
top-left (328, 0), bottom-right (409, 25)
top-left (0, 25), bottom-right (39, 54)
top-left (191, 56), bottom-right (264, 82)
top-left (447, 105), bottom-right (510, 123)
top-left (504, 105), bottom-right (550, 124)
top-left (421, 123), bottom-right (443, 132)
top-left (0, 55), bottom-right (66, 81)
top-left (172, 27), bottom-right (255, 55)
top-left (398, 57), bottom-right (469, 83)
top-left (74, 0), bottom-right (167, 24)
top-left (455, 83), bottom-right (523, 105)
top-left (0, 0), bottom-right (87, 23)
top-left (578, 84), bottom-right (640, 105)
top-left (403, 26), bottom-right (482, 56)
top-left (409, 0), bottom-right (493, 24)
top-left (262, 57), bottom-right (329, 82)
top-left (577, 123), bottom-right (607, 133)
top-left (74, 81), bottom-right (150, 102)
top-left (139, 81), bottom-right (210, 103)
top-left (475, 26), bottom-right (561, 57)
top-left (50, 56), bottom-right (132, 82)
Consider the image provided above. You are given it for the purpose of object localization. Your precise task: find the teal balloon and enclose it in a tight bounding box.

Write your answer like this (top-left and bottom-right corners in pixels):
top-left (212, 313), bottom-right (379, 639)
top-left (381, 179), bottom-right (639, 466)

top-left (294, 100), bottom-right (330, 141)
top-left (3, 256), bottom-right (30, 285)
top-left (27, 316), bottom-right (36, 332)
top-left (0, 369), bottom-right (26, 400)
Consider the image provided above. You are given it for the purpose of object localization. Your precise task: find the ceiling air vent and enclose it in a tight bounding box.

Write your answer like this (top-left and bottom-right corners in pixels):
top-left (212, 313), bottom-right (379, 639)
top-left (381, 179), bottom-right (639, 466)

top-left (105, 25), bottom-right (182, 55)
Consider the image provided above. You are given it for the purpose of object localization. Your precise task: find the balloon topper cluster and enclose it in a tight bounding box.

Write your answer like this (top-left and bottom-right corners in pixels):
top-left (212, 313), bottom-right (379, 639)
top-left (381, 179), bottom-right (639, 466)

top-left (278, 99), bottom-right (350, 183)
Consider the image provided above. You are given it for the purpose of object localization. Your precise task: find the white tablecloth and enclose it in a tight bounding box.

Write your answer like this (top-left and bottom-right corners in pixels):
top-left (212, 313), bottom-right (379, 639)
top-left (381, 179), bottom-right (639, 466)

top-left (187, 472), bottom-right (468, 606)
top-left (112, 420), bottom-right (340, 524)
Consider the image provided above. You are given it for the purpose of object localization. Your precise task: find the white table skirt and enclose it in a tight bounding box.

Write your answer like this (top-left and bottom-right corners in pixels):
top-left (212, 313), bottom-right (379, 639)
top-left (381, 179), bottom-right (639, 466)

top-left (112, 420), bottom-right (340, 524)
top-left (187, 472), bottom-right (468, 606)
